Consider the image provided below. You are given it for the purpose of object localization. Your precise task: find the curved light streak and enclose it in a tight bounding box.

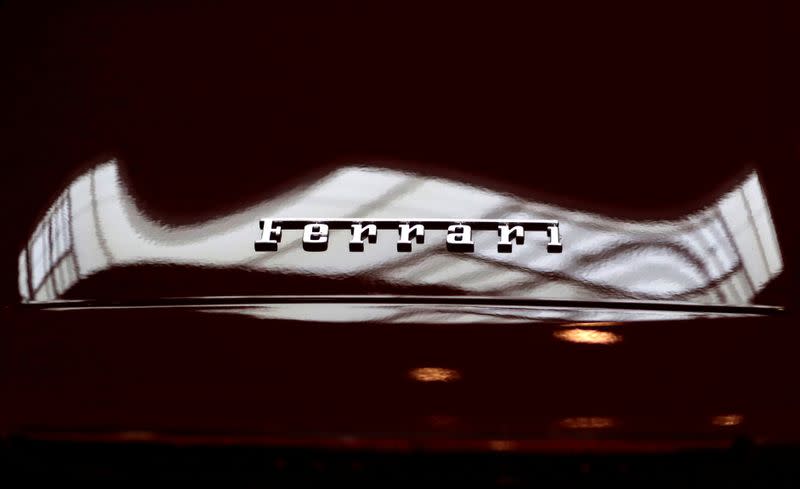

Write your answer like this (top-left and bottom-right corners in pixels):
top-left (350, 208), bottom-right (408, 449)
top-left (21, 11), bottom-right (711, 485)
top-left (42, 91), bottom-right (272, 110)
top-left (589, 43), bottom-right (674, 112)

top-left (19, 159), bottom-right (782, 305)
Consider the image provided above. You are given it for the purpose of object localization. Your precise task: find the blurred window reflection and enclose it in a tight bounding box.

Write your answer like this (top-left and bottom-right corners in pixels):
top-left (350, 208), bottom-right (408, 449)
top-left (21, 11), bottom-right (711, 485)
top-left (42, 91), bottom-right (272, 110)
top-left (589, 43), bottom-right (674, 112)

top-left (19, 159), bottom-right (782, 304)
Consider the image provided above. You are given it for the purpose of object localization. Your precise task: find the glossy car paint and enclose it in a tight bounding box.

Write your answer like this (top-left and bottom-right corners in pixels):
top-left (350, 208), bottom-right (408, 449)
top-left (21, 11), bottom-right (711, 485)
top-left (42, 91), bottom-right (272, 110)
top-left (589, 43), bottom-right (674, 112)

top-left (1, 1), bottom-right (797, 454)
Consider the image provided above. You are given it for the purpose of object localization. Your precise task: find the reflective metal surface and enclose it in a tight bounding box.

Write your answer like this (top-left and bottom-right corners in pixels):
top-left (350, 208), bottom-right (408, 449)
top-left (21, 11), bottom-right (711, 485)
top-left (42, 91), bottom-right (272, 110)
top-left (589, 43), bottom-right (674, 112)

top-left (17, 159), bottom-right (782, 305)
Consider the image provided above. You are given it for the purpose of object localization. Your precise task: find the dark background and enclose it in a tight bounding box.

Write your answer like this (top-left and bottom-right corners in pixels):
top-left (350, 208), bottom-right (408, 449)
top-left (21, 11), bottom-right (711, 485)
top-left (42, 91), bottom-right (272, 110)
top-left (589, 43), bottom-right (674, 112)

top-left (1, 0), bottom-right (797, 305)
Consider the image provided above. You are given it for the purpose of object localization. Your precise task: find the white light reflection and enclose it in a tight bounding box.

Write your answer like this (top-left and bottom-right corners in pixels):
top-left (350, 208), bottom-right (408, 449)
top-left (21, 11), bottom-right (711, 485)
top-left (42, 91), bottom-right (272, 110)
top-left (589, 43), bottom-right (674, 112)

top-left (19, 159), bottom-right (783, 304)
top-left (196, 304), bottom-right (742, 324)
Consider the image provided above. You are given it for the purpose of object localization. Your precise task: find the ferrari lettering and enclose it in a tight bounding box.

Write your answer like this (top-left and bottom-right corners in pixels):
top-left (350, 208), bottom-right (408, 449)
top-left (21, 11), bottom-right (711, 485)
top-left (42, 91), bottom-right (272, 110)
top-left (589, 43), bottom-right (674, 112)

top-left (255, 218), bottom-right (562, 253)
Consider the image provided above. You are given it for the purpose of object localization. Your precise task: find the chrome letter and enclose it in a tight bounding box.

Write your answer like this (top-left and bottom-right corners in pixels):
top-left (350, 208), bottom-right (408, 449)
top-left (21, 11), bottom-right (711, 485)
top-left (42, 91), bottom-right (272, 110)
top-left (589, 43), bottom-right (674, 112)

top-left (349, 223), bottom-right (377, 252)
top-left (547, 224), bottom-right (562, 253)
top-left (303, 223), bottom-right (329, 251)
top-left (397, 223), bottom-right (425, 252)
top-left (446, 224), bottom-right (474, 252)
top-left (255, 219), bottom-right (282, 251)
top-left (497, 224), bottom-right (524, 253)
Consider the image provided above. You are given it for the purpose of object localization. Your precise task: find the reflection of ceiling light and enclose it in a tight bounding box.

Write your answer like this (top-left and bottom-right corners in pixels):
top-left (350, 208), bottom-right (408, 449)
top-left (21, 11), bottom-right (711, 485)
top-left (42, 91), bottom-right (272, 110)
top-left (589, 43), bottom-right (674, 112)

top-left (554, 329), bottom-right (621, 344)
top-left (711, 414), bottom-right (744, 427)
top-left (19, 160), bottom-right (783, 308)
top-left (488, 440), bottom-right (517, 452)
top-left (409, 367), bottom-right (461, 382)
top-left (558, 417), bottom-right (616, 429)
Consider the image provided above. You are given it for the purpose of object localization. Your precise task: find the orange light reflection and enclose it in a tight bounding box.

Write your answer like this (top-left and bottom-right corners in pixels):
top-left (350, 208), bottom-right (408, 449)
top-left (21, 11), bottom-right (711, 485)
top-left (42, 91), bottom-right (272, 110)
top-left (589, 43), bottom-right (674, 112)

top-left (711, 414), bottom-right (744, 427)
top-left (409, 367), bottom-right (461, 382)
top-left (554, 329), bottom-right (621, 344)
top-left (559, 417), bottom-right (616, 430)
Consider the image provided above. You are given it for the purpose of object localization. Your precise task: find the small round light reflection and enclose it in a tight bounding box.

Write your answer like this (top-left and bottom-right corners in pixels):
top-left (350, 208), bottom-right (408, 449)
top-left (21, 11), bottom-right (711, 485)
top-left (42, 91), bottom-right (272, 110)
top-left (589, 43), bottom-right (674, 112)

top-left (558, 416), bottom-right (616, 429)
top-left (409, 367), bottom-right (461, 382)
top-left (712, 414), bottom-right (744, 427)
top-left (554, 329), bottom-right (621, 345)
top-left (488, 440), bottom-right (517, 452)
